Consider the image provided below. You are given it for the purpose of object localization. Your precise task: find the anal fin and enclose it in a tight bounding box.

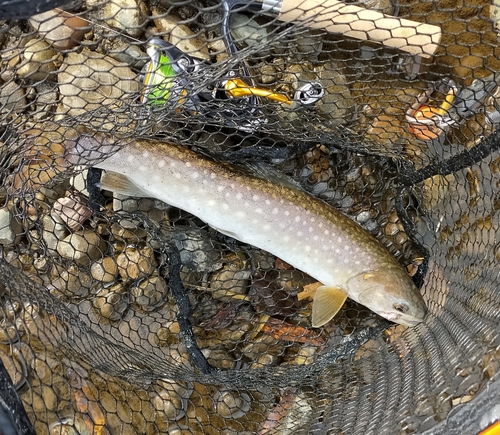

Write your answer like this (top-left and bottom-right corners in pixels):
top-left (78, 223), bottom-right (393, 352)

top-left (311, 286), bottom-right (348, 328)
top-left (99, 171), bottom-right (151, 198)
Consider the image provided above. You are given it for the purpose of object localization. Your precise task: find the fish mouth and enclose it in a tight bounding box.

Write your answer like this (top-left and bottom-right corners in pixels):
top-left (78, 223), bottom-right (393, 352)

top-left (384, 311), bottom-right (426, 327)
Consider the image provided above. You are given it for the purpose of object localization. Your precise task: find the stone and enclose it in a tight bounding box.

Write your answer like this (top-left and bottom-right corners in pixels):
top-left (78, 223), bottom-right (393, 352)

top-left (0, 208), bottom-right (15, 244)
top-left (17, 39), bottom-right (60, 80)
top-left (42, 213), bottom-right (69, 255)
top-left (52, 194), bottom-right (91, 230)
top-left (116, 245), bottom-right (157, 281)
top-left (99, 0), bottom-right (147, 38)
top-left (57, 49), bottom-right (141, 127)
top-left (29, 9), bottom-right (90, 51)
top-left (152, 10), bottom-right (210, 60)
top-left (130, 275), bottom-right (168, 310)
top-left (0, 81), bottom-right (26, 113)
top-left (56, 229), bottom-right (105, 266)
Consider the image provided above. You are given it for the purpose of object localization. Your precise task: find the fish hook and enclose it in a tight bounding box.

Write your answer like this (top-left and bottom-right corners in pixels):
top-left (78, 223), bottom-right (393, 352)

top-left (406, 79), bottom-right (458, 141)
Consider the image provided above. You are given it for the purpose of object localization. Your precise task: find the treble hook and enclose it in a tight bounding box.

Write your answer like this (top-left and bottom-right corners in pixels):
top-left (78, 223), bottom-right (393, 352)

top-left (406, 79), bottom-right (458, 141)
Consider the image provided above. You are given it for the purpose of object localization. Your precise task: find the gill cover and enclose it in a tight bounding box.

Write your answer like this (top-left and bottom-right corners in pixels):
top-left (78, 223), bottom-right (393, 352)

top-left (346, 267), bottom-right (426, 326)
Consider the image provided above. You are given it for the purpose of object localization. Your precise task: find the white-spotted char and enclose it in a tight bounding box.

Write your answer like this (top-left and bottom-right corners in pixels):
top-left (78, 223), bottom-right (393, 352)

top-left (67, 136), bottom-right (426, 327)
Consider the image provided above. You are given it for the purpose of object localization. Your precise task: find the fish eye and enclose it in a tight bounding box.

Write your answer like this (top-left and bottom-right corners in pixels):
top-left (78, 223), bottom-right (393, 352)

top-left (393, 303), bottom-right (409, 314)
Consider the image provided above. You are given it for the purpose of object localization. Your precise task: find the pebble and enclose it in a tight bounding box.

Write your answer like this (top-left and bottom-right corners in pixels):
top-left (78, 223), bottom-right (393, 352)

top-left (98, 0), bottom-right (148, 38)
top-left (0, 81), bottom-right (26, 113)
top-left (213, 390), bottom-right (251, 419)
top-left (56, 229), bottom-right (105, 266)
top-left (90, 257), bottom-right (119, 282)
top-left (116, 245), bottom-right (157, 281)
top-left (52, 194), bottom-right (91, 231)
top-left (0, 207), bottom-right (16, 245)
top-left (230, 13), bottom-right (271, 48)
top-left (17, 39), bottom-right (60, 80)
top-left (93, 282), bottom-right (130, 322)
top-left (110, 221), bottom-right (148, 241)
top-left (209, 253), bottom-right (250, 301)
top-left (169, 227), bottom-right (220, 273)
top-left (151, 380), bottom-right (192, 421)
top-left (42, 213), bottom-right (69, 255)
top-left (29, 9), bottom-right (90, 51)
top-left (130, 276), bottom-right (168, 311)
top-left (51, 264), bottom-right (93, 298)
top-left (151, 10), bottom-right (210, 60)
top-left (57, 49), bottom-right (140, 124)
top-left (33, 84), bottom-right (59, 121)
top-left (108, 44), bottom-right (147, 70)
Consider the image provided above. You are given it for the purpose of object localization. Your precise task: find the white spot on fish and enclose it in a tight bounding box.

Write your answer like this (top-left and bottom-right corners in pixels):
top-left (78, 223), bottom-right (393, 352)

top-left (217, 185), bottom-right (225, 192)
top-left (170, 161), bottom-right (176, 168)
top-left (236, 193), bottom-right (243, 200)
top-left (265, 200), bottom-right (270, 205)
top-left (174, 173), bottom-right (181, 180)
top-left (295, 216), bottom-right (301, 222)
top-left (222, 203), bottom-right (229, 210)
top-left (237, 211), bottom-right (245, 218)
top-left (253, 195), bottom-right (260, 201)
top-left (337, 236), bottom-right (342, 243)
top-left (297, 231), bottom-right (303, 237)
top-left (230, 184), bottom-right (235, 189)
top-left (208, 200), bottom-right (215, 206)
top-left (311, 217), bottom-right (316, 222)
top-left (256, 208), bottom-right (263, 214)
top-left (263, 224), bottom-right (270, 230)
top-left (343, 258), bottom-right (350, 264)
top-left (252, 218), bottom-right (258, 224)
top-left (279, 222), bottom-right (286, 229)
top-left (305, 245), bottom-right (311, 252)
top-left (142, 151), bottom-right (149, 158)
top-left (313, 235), bottom-right (319, 241)
top-left (284, 235), bottom-right (290, 242)
top-left (191, 172), bottom-right (199, 179)
top-left (345, 245), bottom-right (350, 251)
top-left (225, 192), bottom-right (230, 198)
top-left (327, 259), bottom-right (333, 264)
top-left (308, 227), bottom-right (314, 233)
top-left (185, 161), bottom-right (192, 167)
top-left (210, 173), bottom-right (216, 179)
top-left (272, 208), bottom-right (278, 215)
top-left (355, 260), bottom-right (361, 265)
top-left (285, 210), bottom-right (290, 216)
top-left (127, 155), bottom-right (134, 162)
top-left (158, 160), bottom-right (165, 168)
top-left (324, 230), bottom-right (330, 235)
top-left (335, 249), bottom-right (340, 254)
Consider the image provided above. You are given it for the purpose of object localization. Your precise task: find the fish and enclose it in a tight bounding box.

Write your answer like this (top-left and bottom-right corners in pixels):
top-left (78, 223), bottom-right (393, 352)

top-left (65, 134), bottom-right (427, 328)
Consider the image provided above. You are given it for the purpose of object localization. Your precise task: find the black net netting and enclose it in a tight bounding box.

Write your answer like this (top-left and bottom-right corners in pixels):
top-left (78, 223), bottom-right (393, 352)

top-left (1, 0), bottom-right (500, 434)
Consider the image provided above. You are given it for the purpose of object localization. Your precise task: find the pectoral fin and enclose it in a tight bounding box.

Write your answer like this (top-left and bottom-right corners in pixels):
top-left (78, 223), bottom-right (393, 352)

top-left (99, 171), bottom-right (151, 198)
top-left (311, 286), bottom-right (348, 328)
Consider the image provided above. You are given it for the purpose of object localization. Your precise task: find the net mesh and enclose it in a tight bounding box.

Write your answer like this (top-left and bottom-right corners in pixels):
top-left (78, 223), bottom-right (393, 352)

top-left (1, 0), bottom-right (500, 434)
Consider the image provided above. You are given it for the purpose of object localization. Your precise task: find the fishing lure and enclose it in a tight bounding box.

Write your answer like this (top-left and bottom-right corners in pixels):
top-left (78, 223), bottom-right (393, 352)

top-left (407, 75), bottom-right (499, 140)
top-left (141, 37), bottom-right (324, 131)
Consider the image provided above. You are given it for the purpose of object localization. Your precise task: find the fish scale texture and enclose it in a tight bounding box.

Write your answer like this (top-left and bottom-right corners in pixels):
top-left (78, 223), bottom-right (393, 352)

top-left (0, 0), bottom-right (500, 434)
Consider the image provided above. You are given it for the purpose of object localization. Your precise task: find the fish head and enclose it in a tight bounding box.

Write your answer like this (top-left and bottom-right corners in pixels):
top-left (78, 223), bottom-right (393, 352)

top-left (346, 267), bottom-right (427, 327)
